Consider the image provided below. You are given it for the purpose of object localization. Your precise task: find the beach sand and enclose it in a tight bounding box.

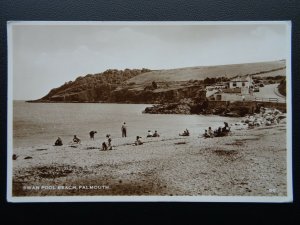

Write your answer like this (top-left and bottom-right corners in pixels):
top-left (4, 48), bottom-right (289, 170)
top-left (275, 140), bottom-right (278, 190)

top-left (12, 124), bottom-right (287, 197)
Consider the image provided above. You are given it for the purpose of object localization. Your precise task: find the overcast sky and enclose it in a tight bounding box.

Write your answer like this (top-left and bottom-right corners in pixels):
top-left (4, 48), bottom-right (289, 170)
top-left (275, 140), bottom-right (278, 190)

top-left (11, 22), bottom-right (289, 100)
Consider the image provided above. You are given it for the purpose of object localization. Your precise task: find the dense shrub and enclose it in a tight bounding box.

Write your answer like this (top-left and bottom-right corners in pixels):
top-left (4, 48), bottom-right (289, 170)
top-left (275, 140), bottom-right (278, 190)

top-left (278, 79), bottom-right (286, 96)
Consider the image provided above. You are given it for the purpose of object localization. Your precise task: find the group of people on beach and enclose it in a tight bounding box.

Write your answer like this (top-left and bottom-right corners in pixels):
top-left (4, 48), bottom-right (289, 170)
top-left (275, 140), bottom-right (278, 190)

top-left (147, 130), bottom-right (160, 138)
top-left (101, 134), bottom-right (112, 150)
top-left (202, 122), bottom-right (230, 138)
top-left (54, 121), bottom-right (230, 149)
top-left (54, 134), bottom-right (83, 146)
top-left (54, 132), bottom-right (112, 151)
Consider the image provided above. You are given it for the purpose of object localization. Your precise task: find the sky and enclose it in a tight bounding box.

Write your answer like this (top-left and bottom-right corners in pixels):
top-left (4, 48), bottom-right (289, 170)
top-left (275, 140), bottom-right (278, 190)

top-left (11, 22), bottom-right (289, 100)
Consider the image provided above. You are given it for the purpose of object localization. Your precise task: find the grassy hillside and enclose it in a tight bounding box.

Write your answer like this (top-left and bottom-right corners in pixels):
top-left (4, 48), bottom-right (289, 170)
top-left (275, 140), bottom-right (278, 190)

top-left (126, 60), bottom-right (286, 85)
top-left (32, 60), bottom-right (286, 103)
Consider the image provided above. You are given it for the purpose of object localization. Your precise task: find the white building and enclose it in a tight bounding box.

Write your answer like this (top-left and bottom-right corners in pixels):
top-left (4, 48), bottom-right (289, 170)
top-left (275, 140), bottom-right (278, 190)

top-left (229, 75), bottom-right (253, 95)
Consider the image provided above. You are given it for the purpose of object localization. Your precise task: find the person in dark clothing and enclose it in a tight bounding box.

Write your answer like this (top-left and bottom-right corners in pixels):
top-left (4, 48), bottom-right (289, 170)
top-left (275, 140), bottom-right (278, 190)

top-left (218, 127), bottom-right (222, 135)
top-left (73, 135), bottom-right (81, 144)
top-left (208, 127), bottom-right (213, 137)
top-left (102, 142), bottom-right (108, 151)
top-left (55, 137), bottom-right (63, 146)
top-left (121, 122), bottom-right (127, 137)
top-left (152, 130), bottom-right (160, 137)
top-left (203, 130), bottom-right (210, 138)
top-left (89, 131), bottom-right (97, 140)
top-left (13, 154), bottom-right (18, 160)
top-left (222, 122), bottom-right (230, 132)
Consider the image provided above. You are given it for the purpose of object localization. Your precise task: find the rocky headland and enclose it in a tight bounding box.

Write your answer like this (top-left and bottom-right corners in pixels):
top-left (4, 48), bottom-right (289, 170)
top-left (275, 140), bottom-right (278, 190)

top-left (28, 60), bottom-right (286, 117)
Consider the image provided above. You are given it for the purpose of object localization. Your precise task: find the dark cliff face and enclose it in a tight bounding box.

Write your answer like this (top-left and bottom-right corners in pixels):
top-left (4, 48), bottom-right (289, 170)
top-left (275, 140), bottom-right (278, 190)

top-left (35, 68), bottom-right (151, 103)
top-left (110, 85), bottom-right (205, 104)
top-left (45, 85), bottom-right (206, 104)
top-left (32, 68), bottom-right (207, 104)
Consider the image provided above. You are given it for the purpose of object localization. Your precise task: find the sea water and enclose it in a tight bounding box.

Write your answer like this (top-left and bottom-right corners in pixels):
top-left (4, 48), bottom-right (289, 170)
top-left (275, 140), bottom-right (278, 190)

top-left (13, 101), bottom-right (238, 148)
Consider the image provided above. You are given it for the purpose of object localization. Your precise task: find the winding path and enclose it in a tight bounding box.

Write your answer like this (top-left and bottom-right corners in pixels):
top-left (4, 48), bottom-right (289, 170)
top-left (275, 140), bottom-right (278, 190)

top-left (253, 84), bottom-right (286, 103)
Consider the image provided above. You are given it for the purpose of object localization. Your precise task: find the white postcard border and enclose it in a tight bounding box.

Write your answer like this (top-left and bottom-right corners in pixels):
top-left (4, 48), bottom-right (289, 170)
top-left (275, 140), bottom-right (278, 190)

top-left (7, 21), bottom-right (293, 203)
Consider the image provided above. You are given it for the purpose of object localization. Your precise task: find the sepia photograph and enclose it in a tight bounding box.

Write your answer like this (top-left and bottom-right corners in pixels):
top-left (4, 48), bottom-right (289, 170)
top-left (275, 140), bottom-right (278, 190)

top-left (7, 21), bottom-right (292, 202)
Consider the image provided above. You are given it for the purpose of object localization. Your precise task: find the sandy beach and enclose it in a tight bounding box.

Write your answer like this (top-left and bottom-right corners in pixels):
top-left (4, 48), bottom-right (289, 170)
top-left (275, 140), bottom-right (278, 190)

top-left (12, 123), bottom-right (287, 197)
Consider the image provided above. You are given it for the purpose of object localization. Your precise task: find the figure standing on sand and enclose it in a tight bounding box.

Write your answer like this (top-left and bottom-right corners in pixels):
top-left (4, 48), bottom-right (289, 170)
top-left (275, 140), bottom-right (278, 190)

top-left (89, 131), bottom-right (97, 140)
top-left (73, 135), bottom-right (81, 144)
top-left (55, 137), bottom-right (63, 146)
top-left (121, 122), bottom-right (127, 137)
top-left (106, 134), bottom-right (112, 150)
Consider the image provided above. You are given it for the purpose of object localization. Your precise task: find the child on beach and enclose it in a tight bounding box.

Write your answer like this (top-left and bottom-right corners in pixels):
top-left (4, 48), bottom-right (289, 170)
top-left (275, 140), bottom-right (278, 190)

top-left (102, 142), bottom-right (108, 151)
top-left (107, 134), bottom-right (112, 150)
top-left (73, 135), bottom-right (81, 144)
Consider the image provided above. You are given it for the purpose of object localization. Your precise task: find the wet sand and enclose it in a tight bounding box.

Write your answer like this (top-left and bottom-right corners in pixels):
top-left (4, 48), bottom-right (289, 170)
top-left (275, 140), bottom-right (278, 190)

top-left (12, 124), bottom-right (287, 197)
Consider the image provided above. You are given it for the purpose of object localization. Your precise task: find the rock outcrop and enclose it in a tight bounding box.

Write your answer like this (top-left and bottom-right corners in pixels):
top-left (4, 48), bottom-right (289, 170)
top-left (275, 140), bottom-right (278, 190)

top-left (30, 68), bottom-right (151, 103)
top-left (29, 68), bottom-right (207, 104)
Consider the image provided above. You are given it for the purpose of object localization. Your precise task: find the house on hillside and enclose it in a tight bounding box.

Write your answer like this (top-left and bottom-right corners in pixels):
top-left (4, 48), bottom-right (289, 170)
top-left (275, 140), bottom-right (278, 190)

top-left (229, 75), bottom-right (253, 95)
top-left (207, 75), bottom-right (255, 101)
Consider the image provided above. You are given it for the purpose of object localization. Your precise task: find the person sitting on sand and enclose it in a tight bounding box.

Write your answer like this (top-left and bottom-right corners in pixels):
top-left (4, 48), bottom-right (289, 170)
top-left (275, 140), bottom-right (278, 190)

top-left (203, 130), bottom-right (210, 138)
top-left (89, 131), bottom-right (97, 140)
top-left (12, 154), bottom-right (19, 160)
top-left (179, 129), bottom-right (190, 136)
top-left (222, 122), bottom-right (230, 133)
top-left (55, 137), bottom-right (63, 146)
top-left (102, 142), bottom-right (108, 151)
top-left (152, 130), bottom-right (160, 137)
top-left (134, 136), bottom-right (143, 145)
top-left (73, 135), bottom-right (81, 144)
top-left (214, 127), bottom-right (222, 137)
top-left (147, 130), bottom-right (153, 138)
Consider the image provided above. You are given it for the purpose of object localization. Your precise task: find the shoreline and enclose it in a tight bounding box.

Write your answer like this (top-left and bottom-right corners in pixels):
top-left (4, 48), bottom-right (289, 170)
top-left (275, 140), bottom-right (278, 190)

top-left (12, 123), bottom-right (287, 197)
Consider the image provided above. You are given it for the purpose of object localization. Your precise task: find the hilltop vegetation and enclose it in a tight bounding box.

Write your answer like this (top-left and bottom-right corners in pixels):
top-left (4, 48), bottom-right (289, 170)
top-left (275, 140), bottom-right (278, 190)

top-left (35, 68), bottom-right (151, 102)
top-left (30, 60), bottom-right (286, 104)
top-left (278, 79), bottom-right (286, 96)
top-left (126, 60), bottom-right (286, 85)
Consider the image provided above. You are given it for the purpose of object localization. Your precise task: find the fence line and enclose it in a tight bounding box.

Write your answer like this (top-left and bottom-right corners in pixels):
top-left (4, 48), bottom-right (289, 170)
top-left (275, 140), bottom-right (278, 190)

top-left (254, 97), bottom-right (285, 103)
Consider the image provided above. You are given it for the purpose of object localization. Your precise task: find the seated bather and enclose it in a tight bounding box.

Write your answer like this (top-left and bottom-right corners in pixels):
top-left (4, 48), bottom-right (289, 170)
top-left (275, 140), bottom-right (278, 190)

top-left (73, 135), bottom-right (81, 144)
top-left (152, 130), bottom-right (160, 137)
top-left (134, 136), bottom-right (143, 145)
top-left (55, 137), bottom-right (63, 146)
top-left (179, 129), bottom-right (190, 136)
top-left (203, 130), bottom-right (210, 138)
top-left (147, 130), bottom-right (153, 138)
